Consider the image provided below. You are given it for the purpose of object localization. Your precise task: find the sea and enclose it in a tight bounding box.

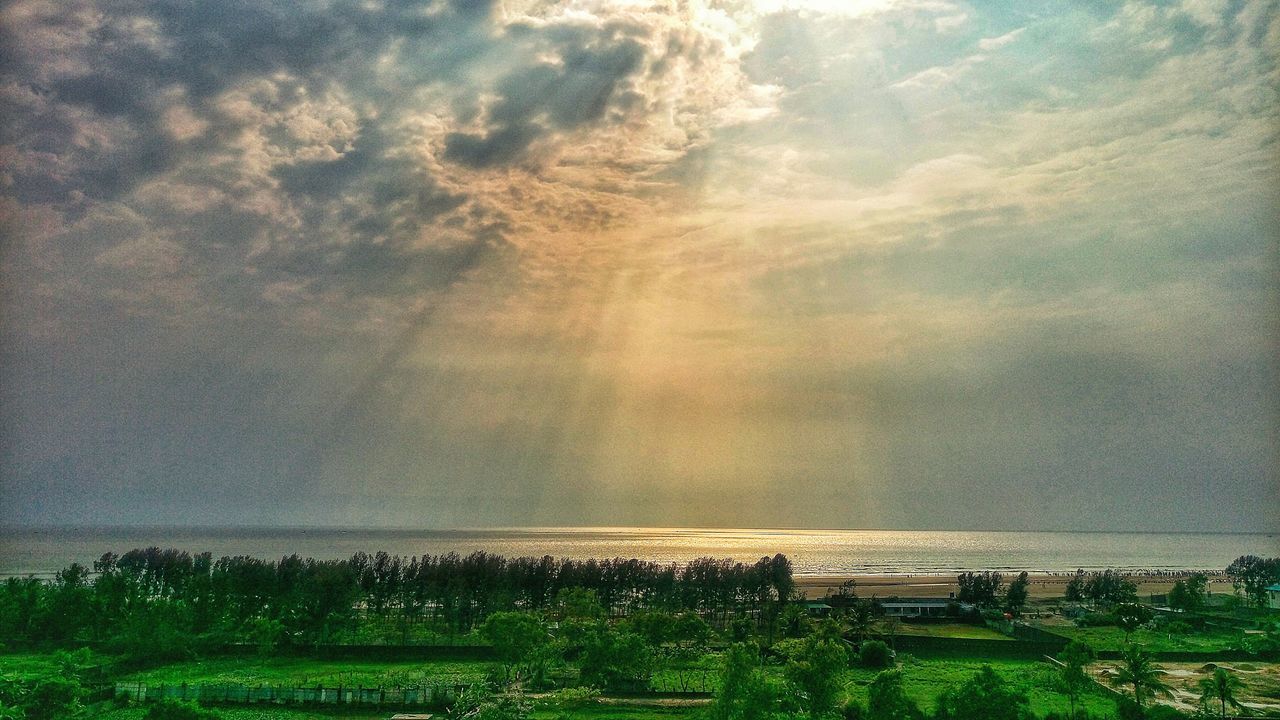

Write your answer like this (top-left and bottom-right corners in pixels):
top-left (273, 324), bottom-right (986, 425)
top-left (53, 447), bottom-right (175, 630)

top-left (1, 527), bottom-right (1276, 579)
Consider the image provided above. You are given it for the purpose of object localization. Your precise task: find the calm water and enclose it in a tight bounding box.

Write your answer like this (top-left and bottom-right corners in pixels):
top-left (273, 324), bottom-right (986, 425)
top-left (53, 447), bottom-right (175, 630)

top-left (1, 526), bottom-right (1276, 578)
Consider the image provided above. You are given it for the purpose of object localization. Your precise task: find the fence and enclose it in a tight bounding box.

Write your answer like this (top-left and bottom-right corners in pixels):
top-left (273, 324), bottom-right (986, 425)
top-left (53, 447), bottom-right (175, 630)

top-left (112, 681), bottom-right (468, 708)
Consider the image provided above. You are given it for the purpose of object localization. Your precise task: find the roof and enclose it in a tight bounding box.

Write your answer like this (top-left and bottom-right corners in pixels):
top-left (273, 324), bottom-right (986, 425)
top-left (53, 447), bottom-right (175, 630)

top-left (1266, 584), bottom-right (1280, 592)
top-left (880, 599), bottom-right (951, 607)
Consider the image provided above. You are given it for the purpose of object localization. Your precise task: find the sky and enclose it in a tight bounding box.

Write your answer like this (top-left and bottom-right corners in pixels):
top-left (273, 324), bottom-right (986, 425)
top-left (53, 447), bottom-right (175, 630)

top-left (1, 0), bottom-right (1277, 532)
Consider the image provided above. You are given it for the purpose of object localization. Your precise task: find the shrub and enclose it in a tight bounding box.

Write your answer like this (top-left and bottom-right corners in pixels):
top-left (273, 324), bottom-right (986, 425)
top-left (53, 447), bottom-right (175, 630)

top-left (858, 640), bottom-right (894, 668)
top-left (144, 699), bottom-right (223, 720)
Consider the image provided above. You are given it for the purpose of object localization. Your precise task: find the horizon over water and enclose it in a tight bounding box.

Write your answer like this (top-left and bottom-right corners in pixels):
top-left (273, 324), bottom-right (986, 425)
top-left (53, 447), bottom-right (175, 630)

top-left (1, 525), bottom-right (1277, 578)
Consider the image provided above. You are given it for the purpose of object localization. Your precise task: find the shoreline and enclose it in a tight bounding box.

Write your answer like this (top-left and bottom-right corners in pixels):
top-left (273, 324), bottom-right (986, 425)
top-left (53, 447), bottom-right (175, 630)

top-left (794, 572), bottom-right (1233, 599)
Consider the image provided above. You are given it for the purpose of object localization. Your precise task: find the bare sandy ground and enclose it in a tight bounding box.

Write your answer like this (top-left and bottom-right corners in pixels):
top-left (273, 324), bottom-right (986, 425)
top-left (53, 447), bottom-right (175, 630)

top-left (794, 573), bottom-right (1232, 600)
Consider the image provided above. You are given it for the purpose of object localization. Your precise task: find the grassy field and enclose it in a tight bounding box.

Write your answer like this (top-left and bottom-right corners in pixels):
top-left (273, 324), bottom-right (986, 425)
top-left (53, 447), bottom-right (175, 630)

top-left (120, 656), bottom-right (495, 687)
top-left (844, 656), bottom-right (1119, 718)
top-left (0, 652), bottom-right (65, 679)
top-left (1027, 618), bottom-right (1245, 652)
top-left (96, 701), bottom-right (700, 720)
top-left (883, 622), bottom-right (1014, 641)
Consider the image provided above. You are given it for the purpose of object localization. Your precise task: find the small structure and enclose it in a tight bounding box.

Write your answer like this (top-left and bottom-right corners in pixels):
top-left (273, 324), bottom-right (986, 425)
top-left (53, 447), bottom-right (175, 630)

top-left (1267, 583), bottom-right (1280, 610)
top-left (880, 598), bottom-right (961, 618)
top-left (389, 715), bottom-right (434, 720)
top-left (803, 601), bottom-right (833, 617)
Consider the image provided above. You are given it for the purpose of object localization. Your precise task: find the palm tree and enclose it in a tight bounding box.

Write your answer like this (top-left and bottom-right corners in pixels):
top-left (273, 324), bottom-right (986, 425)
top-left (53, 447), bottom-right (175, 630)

top-left (1198, 667), bottom-right (1246, 719)
top-left (1109, 645), bottom-right (1173, 709)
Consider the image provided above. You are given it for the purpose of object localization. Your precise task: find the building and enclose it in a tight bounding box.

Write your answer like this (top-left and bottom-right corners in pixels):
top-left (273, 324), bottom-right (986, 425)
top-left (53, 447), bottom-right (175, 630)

top-left (880, 598), bottom-right (966, 618)
top-left (1267, 583), bottom-right (1280, 610)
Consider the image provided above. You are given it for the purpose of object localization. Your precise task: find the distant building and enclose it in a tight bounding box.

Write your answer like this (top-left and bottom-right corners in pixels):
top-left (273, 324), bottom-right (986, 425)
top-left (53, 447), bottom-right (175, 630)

top-left (1267, 583), bottom-right (1280, 610)
top-left (880, 598), bottom-right (968, 618)
top-left (803, 601), bottom-right (833, 617)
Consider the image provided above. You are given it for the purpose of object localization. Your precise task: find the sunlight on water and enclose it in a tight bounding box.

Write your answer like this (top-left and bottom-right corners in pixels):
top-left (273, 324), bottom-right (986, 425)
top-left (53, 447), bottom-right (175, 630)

top-left (1, 526), bottom-right (1276, 578)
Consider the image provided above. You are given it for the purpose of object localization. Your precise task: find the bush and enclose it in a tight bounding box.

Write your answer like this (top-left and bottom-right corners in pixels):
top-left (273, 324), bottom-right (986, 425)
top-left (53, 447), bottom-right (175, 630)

top-left (841, 698), bottom-right (867, 718)
top-left (144, 699), bottom-right (223, 720)
top-left (858, 640), bottom-right (894, 668)
top-left (1074, 612), bottom-right (1116, 627)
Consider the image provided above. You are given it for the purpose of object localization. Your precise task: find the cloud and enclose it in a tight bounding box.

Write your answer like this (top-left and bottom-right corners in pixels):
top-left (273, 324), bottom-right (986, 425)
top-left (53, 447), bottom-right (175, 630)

top-left (0, 0), bottom-right (1276, 532)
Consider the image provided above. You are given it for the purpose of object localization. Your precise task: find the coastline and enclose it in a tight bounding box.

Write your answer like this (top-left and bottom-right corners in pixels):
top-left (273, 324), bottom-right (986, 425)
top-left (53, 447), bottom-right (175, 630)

top-left (794, 572), bottom-right (1232, 599)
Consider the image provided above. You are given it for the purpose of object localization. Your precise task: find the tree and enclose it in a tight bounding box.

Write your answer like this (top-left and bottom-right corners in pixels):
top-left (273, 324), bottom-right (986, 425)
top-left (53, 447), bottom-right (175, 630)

top-left (480, 611), bottom-right (550, 683)
top-left (575, 625), bottom-right (653, 692)
top-left (1167, 574), bottom-right (1208, 613)
top-left (846, 600), bottom-right (875, 644)
top-left (956, 572), bottom-right (1003, 607)
top-left (1056, 641), bottom-right (1095, 720)
top-left (1226, 556), bottom-right (1280, 608)
top-left (711, 643), bottom-right (785, 720)
top-left (783, 632), bottom-right (849, 717)
top-left (1004, 572), bottom-right (1030, 617)
top-left (1198, 667), bottom-right (1244, 719)
top-left (866, 669), bottom-right (921, 720)
top-left (859, 640), bottom-right (894, 669)
top-left (1109, 645), bottom-right (1173, 709)
top-left (1065, 570), bottom-right (1087, 602)
top-left (933, 666), bottom-right (1033, 720)
top-left (1113, 603), bottom-right (1153, 640)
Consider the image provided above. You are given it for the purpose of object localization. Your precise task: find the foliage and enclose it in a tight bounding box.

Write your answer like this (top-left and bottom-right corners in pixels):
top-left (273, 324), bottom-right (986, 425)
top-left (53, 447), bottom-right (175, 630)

top-left (574, 624), bottom-right (653, 692)
top-left (480, 611), bottom-right (551, 682)
top-left (1064, 570), bottom-right (1139, 606)
top-left (932, 665), bottom-right (1034, 720)
top-left (143, 699), bottom-right (224, 720)
top-left (1226, 555), bottom-right (1280, 608)
top-left (782, 631), bottom-right (849, 717)
top-left (1114, 604), bottom-right (1154, 638)
top-left (1055, 641), bottom-right (1095, 720)
top-left (0, 548), bottom-right (795, 658)
top-left (447, 682), bottom-right (531, 720)
top-left (956, 573), bottom-right (1003, 607)
top-left (859, 641), bottom-right (894, 669)
top-left (538, 685), bottom-right (600, 710)
top-left (1166, 575), bottom-right (1208, 613)
top-left (1197, 667), bottom-right (1244, 719)
top-left (1004, 573), bottom-right (1030, 617)
top-left (0, 673), bottom-right (86, 720)
top-left (866, 669), bottom-right (923, 720)
top-left (710, 643), bottom-right (786, 720)
top-left (1108, 645), bottom-right (1173, 708)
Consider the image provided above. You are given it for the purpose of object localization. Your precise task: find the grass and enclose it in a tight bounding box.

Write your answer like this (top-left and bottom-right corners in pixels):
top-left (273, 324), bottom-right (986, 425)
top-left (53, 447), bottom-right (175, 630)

top-left (884, 622), bottom-right (1014, 641)
top-left (121, 656), bottom-right (495, 687)
top-left (1028, 620), bottom-right (1245, 653)
top-left (0, 652), bottom-right (64, 680)
top-left (843, 656), bottom-right (1120, 718)
top-left (96, 703), bottom-right (699, 720)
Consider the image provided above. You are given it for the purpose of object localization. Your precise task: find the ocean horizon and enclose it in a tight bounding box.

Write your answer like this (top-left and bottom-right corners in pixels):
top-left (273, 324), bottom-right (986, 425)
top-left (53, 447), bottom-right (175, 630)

top-left (3, 525), bottom-right (1277, 579)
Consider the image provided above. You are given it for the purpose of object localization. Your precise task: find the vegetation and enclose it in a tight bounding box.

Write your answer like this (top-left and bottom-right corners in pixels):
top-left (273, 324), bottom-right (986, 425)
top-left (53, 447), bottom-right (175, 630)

top-left (5, 549), bottom-right (1280, 720)
top-left (1063, 571), bottom-right (1139, 607)
top-left (1054, 641), bottom-right (1094, 720)
top-left (1197, 666), bottom-right (1244, 719)
top-left (1107, 646), bottom-right (1172, 709)
top-left (0, 548), bottom-right (794, 655)
top-left (1226, 556), bottom-right (1280, 608)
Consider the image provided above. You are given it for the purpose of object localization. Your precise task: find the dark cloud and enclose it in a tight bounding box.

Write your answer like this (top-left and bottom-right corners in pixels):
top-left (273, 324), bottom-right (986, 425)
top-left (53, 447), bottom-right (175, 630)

top-left (443, 28), bottom-right (649, 168)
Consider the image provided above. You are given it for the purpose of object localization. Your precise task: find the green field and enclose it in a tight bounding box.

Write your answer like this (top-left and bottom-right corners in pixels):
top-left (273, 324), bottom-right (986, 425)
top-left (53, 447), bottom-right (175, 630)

top-left (844, 656), bottom-right (1118, 718)
top-left (1027, 619), bottom-right (1244, 652)
top-left (96, 707), bottom-right (698, 720)
top-left (884, 622), bottom-right (1013, 641)
top-left (109, 654), bottom-right (1117, 718)
top-left (120, 657), bottom-right (495, 687)
top-left (0, 652), bottom-right (66, 680)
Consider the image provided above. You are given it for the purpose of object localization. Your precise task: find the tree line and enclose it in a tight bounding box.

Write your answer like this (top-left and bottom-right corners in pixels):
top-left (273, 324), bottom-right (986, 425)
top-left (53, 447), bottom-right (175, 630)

top-left (0, 548), bottom-right (794, 656)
